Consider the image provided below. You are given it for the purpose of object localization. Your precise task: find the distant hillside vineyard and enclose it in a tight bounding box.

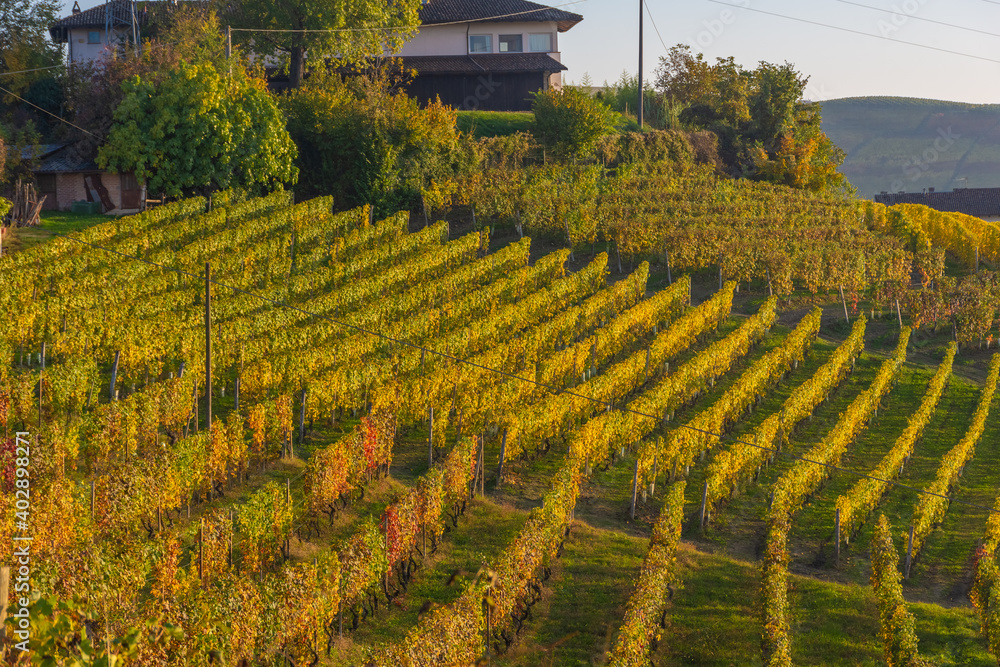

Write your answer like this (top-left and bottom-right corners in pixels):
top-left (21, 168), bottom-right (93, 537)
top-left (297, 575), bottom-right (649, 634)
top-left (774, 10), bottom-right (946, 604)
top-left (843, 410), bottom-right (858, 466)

top-left (820, 96), bottom-right (1000, 198)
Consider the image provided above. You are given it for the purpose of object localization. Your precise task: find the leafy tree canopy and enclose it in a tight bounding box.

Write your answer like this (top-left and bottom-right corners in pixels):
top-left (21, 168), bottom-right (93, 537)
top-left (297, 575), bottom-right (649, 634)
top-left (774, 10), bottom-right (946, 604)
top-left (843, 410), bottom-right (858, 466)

top-left (654, 44), bottom-right (848, 193)
top-left (281, 66), bottom-right (475, 217)
top-left (98, 60), bottom-right (298, 197)
top-left (222, 0), bottom-right (422, 88)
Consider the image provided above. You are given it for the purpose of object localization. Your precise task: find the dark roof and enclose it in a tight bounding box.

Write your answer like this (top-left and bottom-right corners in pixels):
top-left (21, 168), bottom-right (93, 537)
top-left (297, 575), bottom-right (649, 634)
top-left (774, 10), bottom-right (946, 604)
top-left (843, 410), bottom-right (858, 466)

top-left (19, 144), bottom-right (65, 161)
top-left (873, 188), bottom-right (1000, 218)
top-left (400, 53), bottom-right (567, 74)
top-left (418, 0), bottom-right (583, 32)
top-left (33, 146), bottom-right (99, 174)
top-left (49, 1), bottom-right (148, 42)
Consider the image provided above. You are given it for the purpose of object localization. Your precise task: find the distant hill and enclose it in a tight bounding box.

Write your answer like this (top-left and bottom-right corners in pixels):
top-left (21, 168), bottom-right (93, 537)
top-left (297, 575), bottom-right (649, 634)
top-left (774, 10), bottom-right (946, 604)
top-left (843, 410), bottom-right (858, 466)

top-left (819, 96), bottom-right (1000, 198)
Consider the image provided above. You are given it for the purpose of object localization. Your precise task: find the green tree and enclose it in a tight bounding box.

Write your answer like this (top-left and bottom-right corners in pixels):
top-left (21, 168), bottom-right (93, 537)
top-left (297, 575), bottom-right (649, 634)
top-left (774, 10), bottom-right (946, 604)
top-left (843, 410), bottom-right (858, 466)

top-left (531, 86), bottom-right (616, 160)
top-left (223, 0), bottom-right (422, 89)
top-left (281, 68), bottom-right (475, 217)
top-left (98, 62), bottom-right (298, 197)
top-left (654, 44), bottom-right (846, 192)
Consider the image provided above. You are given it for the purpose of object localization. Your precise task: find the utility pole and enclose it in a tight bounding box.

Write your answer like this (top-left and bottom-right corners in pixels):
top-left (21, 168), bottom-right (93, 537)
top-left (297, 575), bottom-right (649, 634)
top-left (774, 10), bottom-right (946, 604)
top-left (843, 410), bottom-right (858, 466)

top-left (638, 0), bottom-right (644, 130)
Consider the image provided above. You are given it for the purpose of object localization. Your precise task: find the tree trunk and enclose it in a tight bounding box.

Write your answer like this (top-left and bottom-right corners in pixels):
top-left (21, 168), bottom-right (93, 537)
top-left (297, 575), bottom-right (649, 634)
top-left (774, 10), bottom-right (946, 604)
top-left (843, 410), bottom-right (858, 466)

top-left (289, 46), bottom-right (306, 88)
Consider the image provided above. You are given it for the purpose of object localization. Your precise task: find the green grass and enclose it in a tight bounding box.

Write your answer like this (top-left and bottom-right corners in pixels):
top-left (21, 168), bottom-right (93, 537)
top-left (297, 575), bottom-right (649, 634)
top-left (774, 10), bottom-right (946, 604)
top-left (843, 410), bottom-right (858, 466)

top-left (4, 209), bottom-right (111, 255)
top-left (456, 111), bottom-right (534, 138)
top-left (655, 546), bottom-right (991, 666)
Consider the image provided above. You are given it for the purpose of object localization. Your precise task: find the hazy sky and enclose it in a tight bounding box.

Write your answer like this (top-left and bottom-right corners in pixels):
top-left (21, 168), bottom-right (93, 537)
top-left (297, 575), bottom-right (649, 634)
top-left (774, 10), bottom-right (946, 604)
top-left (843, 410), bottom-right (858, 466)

top-left (69, 0), bottom-right (1000, 104)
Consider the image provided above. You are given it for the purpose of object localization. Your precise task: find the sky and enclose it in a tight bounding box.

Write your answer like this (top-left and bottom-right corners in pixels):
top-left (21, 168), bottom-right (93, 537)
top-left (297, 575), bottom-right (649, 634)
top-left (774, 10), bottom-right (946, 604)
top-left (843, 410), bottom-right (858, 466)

top-left (69, 0), bottom-right (1000, 104)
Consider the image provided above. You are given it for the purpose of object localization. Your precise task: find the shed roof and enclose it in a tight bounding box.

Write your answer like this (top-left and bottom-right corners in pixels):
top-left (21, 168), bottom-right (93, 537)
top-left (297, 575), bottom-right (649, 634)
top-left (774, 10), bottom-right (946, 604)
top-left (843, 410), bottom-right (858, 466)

top-left (418, 0), bottom-right (583, 32)
top-left (873, 188), bottom-right (1000, 219)
top-left (400, 53), bottom-right (567, 74)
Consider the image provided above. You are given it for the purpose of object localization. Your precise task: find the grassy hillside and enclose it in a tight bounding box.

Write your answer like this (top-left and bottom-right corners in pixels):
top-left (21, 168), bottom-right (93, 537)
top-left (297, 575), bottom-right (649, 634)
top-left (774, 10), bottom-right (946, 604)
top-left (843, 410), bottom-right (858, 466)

top-left (820, 96), bottom-right (1000, 197)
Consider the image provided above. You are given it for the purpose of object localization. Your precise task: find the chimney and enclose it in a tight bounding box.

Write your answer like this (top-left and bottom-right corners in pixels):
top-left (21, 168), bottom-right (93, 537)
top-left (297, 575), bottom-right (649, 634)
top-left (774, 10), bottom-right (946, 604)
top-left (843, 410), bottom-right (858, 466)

top-left (928, 187), bottom-right (935, 193)
top-left (72, 0), bottom-right (81, 14)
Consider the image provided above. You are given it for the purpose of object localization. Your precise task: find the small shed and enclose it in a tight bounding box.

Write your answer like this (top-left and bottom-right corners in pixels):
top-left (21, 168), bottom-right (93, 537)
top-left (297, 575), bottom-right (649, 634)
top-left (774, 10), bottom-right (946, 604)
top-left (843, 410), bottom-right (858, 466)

top-left (32, 145), bottom-right (142, 213)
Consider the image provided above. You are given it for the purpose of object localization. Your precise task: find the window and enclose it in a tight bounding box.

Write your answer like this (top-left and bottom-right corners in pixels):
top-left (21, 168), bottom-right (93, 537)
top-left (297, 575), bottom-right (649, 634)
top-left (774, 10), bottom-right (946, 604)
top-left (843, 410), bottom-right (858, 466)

top-left (499, 34), bottom-right (523, 53)
top-left (469, 35), bottom-right (491, 53)
top-left (529, 33), bottom-right (553, 52)
top-left (36, 174), bottom-right (56, 194)
top-left (87, 31), bottom-right (101, 44)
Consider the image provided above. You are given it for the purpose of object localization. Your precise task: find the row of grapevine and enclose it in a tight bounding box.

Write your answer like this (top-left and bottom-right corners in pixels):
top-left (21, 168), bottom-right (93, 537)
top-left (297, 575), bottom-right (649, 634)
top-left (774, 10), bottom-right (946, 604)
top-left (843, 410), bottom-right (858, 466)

top-left (972, 493), bottom-right (1000, 662)
top-left (835, 343), bottom-right (956, 543)
top-left (703, 317), bottom-right (867, 518)
top-left (870, 514), bottom-right (923, 666)
top-left (374, 292), bottom-right (778, 664)
top-left (374, 464), bottom-right (581, 665)
top-left (908, 353), bottom-right (1000, 559)
top-left (639, 304), bottom-right (817, 490)
top-left (303, 257), bottom-right (640, 512)
top-left (606, 481), bottom-right (686, 667)
top-left (499, 282), bottom-right (736, 461)
top-left (761, 330), bottom-right (910, 666)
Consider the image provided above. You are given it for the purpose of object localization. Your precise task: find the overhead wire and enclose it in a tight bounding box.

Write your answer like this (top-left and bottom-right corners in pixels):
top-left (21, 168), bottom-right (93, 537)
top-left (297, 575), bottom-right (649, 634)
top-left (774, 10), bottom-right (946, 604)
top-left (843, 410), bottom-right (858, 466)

top-left (707, 0), bottom-right (1000, 65)
top-left (835, 0), bottom-right (1000, 38)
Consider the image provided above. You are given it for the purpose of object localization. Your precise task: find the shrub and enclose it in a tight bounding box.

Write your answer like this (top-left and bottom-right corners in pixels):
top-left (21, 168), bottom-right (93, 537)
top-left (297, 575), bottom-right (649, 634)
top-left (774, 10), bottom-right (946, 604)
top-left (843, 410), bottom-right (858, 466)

top-left (531, 86), bottom-right (616, 160)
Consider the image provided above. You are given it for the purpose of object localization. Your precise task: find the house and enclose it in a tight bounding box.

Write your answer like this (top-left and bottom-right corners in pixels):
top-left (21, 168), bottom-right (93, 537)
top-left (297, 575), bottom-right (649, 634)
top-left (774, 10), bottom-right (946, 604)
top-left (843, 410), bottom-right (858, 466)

top-left (396, 0), bottom-right (583, 111)
top-left (26, 145), bottom-right (142, 213)
top-left (873, 188), bottom-right (1000, 223)
top-left (49, 0), bottom-right (582, 112)
top-left (48, 0), bottom-right (144, 65)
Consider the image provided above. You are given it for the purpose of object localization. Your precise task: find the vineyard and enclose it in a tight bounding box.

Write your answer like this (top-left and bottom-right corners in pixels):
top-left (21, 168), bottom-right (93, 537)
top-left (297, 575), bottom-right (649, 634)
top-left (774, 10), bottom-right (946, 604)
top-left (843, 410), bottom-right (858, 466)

top-left (3, 183), bottom-right (1000, 667)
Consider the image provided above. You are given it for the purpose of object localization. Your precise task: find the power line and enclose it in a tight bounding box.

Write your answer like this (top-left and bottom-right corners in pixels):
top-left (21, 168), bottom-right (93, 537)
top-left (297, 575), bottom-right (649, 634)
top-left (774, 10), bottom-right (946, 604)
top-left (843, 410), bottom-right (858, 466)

top-left (643, 0), bottom-right (671, 57)
top-left (707, 0), bottom-right (1000, 65)
top-left (0, 83), bottom-right (101, 139)
top-left (229, 0), bottom-right (587, 34)
top-left (835, 0), bottom-right (1000, 39)
top-left (0, 64), bottom-right (65, 78)
top-left (47, 228), bottom-right (1000, 521)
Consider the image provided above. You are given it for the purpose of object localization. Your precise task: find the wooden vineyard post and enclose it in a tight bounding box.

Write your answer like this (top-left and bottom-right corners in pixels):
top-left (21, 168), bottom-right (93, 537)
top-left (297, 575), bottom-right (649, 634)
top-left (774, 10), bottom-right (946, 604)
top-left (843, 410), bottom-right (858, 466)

top-left (700, 481), bottom-right (708, 531)
top-left (835, 508), bottom-right (841, 567)
top-left (665, 249), bottom-right (672, 285)
top-left (484, 596), bottom-right (492, 661)
top-left (110, 350), bottom-right (120, 401)
top-left (428, 406), bottom-right (434, 467)
top-left (496, 429), bottom-right (507, 487)
top-left (234, 372), bottom-right (240, 413)
top-left (630, 458), bottom-right (639, 520)
top-left (479, 435), bottom-right (486, 496)
top-left (839, 285), bottom-right (850, 324)
top-left (229, 509), bottom-right (234, 568)
top-left (90, 480), bottom-right (95, 519)
top-left (0, 567), bottom-right (8, 645)
top-left (40, 341), bottom-right (45, 370)
top-left (905, 525), bottom-right (914, 579)
top-left (37, 369), bottom-right (42, 430)
top-left (383, 518), bottom-right (389, 592)
top-left (285, 479), bottom-right (291, 559)
top-left (298, 387), bottom-right (307, 447)
top-left (896, 299), bottom-right (903, 329)
top-left (644, 347), bottom-right (650, 384)
top-left (205, 262), bottom-right (212, 431)
top-left (198, 518), bottom-right (204, 585)
top-left (766, 267), bottom-right (773, 297)
top-left (650, 454), bottom-right (657, 496)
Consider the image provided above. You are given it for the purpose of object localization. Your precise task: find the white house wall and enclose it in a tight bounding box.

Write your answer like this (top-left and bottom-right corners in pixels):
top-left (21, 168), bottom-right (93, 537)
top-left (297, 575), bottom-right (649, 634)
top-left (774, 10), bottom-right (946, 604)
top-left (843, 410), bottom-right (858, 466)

top-left (397, 21), bottom-right (561, 58)
top-left (66, 27), bottom-right (130, 64)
